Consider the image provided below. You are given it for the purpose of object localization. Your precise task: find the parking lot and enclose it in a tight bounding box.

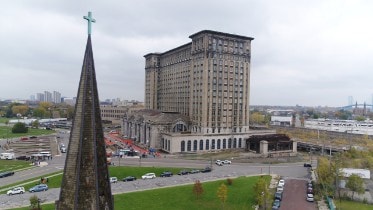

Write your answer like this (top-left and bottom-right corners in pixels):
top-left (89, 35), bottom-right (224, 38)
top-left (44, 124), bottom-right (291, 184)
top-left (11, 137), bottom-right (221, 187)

top-left (279, 179), bottom-right (317, 210)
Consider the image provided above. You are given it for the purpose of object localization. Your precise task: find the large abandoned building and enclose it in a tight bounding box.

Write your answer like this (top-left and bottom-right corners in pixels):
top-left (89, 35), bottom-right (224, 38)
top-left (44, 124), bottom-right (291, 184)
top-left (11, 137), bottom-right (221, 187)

top-left (123, 30), bottom-right (283, 154)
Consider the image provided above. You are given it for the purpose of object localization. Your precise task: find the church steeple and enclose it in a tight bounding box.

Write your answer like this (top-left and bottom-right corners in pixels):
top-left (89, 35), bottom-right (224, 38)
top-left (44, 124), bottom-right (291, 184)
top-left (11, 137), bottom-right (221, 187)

top-left (56, 12), bottom-right (114, 210)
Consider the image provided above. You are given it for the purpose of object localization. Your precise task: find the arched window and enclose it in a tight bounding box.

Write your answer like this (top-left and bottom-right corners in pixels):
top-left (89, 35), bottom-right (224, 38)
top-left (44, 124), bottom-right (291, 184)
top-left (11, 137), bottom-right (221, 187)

top-left (212, 139), bottom-right (215, 149)
top-left (181, 141), bottom-right (185, 152)
top-left (199, 140), bottom-right (204, 150)
top-left (173, 122), bottom-right (187, 132)
top-left (223, 139), bottom-right (226, 149)
top-left (233, 138), bottom-right (237, 148)
top-left (238, 138), bottom-right (242, 148)
top-left (228, 138), bottom-right (232, 148)
top-left (206, 140), bottom-right (210, 150)
top-left (193, 140), bottom-right (198, 151)
top-left (217, 139), bottom-right (221, 149)
top-left (187, 140), bottom-right (191, 151)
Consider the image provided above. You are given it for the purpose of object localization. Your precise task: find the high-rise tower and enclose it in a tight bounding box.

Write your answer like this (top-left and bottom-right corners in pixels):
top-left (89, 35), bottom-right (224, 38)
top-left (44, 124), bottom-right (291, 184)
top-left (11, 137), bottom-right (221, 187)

top-left (56, 12), bottom-right (114, 210)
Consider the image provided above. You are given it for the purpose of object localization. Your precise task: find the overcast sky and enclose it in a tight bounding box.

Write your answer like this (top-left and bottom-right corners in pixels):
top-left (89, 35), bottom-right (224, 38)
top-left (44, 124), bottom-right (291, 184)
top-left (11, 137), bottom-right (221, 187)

top-left (1, 0), bottom-right (372, 107)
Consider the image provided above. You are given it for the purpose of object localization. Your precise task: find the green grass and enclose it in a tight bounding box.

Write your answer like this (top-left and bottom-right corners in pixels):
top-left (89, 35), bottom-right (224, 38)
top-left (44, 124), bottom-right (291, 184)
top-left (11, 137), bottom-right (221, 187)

top-left (10, 176), bottom-right (267, 210)
top-left (335, 199), bottom-right (373, 210)
top-left (0, 126), bottom-right (55, 139)
top-left (0, 159), bottom-right (33, 173)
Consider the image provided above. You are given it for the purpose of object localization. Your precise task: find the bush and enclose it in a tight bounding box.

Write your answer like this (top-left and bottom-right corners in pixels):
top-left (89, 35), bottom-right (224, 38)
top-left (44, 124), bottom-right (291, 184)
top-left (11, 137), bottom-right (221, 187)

top-left (227, 178), bottom-right (233, 185)
top-left (11, 122), bottom-right (28, 133)
top-left (29, 195), bottom-right (41, 210)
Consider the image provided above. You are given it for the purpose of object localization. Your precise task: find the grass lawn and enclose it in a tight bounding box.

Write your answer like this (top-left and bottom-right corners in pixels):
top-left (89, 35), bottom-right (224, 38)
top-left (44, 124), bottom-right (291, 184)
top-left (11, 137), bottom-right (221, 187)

top-left (0, 159), bottom-right (33, 173)
top-left (11, 175), bottom-right (268, 210)
top-left (0, 126), bottom-right (55, 139)
top-left (335, 199), bottom-right (373, 210)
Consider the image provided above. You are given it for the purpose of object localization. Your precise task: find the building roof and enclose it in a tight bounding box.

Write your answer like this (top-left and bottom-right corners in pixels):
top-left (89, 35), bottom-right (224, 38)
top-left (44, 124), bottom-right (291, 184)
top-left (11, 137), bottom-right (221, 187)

top-left (189, 30), bottom-right (254, 40)
top-left (247, 134), bottom-right (291, 143)
top-left (340, 168), bottom-right (371, 179)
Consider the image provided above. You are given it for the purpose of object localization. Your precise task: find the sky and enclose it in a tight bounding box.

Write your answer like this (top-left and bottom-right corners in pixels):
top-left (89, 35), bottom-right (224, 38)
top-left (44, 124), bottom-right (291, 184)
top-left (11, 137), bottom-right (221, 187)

top-left (1, 0), bottom-right (373, 107)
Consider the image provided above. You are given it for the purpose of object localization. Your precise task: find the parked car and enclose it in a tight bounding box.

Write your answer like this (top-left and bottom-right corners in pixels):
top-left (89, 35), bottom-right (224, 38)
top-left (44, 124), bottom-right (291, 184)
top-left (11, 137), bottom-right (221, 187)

top-left (278, 179), bottom-right (285, 187)
top-left (276, 185), bottom-right (284, 192)
top-left (142, 173), bottom-right (156, 179)
top-left (201, 167), bottom-right (212, 173)
top-left (16, 156), bottom-right (31, 161)
top-left (189, 169), bottom-right (200, 174)
top-left (177, 170), bottom-right (189, 175)
top-left (307, 187), bottom-right (314, 194)
top-left (160, 171), bottom-right (173, 177)
top-left (215, 160), bottom-right (223, 166)
top-left (0, 171), bottom-right (15, 178)
top-left (60, 146), bottom-right (67, 153)
top-left (109, 177), bottom-right (118, 183)
top-left (306, 193), bottom-right (314, 202)
top-left (122, 176), bottom-right (137, 182)
top-left (274, 191), bottom-right (283, 201)
top-left (272, 199), bottom-right (281, 208)
top-left (7, 187), bottom-right (25, 196)
top-left (29, 184), bottom-right (48, 193)
top-left (304, 163), bottom-right (312, 167)
top-left (222, 160), bottom-right (232, 164)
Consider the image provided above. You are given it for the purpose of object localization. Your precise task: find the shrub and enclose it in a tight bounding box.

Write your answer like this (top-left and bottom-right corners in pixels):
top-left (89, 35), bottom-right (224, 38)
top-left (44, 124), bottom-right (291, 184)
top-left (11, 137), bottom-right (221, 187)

top-left (193, 180), bottom-right (204, 200)
top-left (12, 122), bottom-right (28, 133)
top-left (29, 195), bottom-right (41, 210)
top-left (227, 178), bottom-right (233, 185)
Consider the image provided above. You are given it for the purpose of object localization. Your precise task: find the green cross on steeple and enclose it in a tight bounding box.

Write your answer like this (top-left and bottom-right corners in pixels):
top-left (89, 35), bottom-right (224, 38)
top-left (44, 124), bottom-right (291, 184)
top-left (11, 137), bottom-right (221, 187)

top-left (83, 11), bottom-right (96, 35)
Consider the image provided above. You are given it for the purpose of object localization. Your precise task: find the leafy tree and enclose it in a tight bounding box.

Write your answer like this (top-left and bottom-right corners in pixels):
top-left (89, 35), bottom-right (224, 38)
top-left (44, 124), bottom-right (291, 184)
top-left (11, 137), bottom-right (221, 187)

top-left (217, 183), bottom-right (228, 209)
top-left (253, 176), bottom-right (268, 209)
top-left (192, 180), bottom-right (204, 200)
top-left (11, 105), bottom-right (29, 117)
top-left (250, 112), bottom-right (265, 125)
top-left (346, 174), bottom-right (365, 200)
top-left (32, 120), bottom-right (39, 129)
top-left (12, 122), bottom-right (28, 133)
top-left (354, 116), bottom-right (366, 122)
top-left (33, 107), bottom-right (47, 118)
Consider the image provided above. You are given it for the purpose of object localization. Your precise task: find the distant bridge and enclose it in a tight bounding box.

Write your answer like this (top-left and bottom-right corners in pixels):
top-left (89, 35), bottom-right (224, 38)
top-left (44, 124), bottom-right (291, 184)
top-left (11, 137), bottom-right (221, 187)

top-left (297, 141), bottom-right (346, 155)
top-left (339, 104), bottom-right (373, 109)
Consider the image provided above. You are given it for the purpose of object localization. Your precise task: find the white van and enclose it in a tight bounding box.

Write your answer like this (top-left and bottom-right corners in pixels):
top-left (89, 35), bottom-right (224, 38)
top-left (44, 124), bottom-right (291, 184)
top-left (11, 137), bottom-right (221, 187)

top-left (39, 151), bottom-right (51, 157)
top-left (0, 153), bottom-right (15, 160)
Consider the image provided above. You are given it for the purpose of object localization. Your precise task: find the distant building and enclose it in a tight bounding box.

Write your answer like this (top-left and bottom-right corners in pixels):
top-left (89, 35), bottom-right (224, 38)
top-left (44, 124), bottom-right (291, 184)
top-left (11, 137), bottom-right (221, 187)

top-left (44, 91), bottom-right (52, 102)
top-left (36, 93), bottom-right (44, 102)
top-left (53, 91), bottom-right (61, 103)
top-left (101, 104), bottom-right (144, 124)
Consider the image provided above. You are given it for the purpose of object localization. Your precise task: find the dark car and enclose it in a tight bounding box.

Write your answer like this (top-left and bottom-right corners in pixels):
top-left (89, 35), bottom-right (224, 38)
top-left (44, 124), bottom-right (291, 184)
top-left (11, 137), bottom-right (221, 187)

top-left (178, 170), bottom-right (189, 175)
top-left (160, 171), bottom-right (173, 177)
top-left (189, 169), bottom-right (200, 174)
top-left (304, 163), bottom-right (312, 167)
top-left (274, 191), bottom-right (283, 201)
top-left (0, 171), bottom-right (15, 178)
top-left (16, 156), bottom-right (31, 161)
top-left (122, 176), bottom-right (137, 182)
top-left (307, 187), bottom-right (314, 194)
top-left (272, 199), bottom-right (281, 209)
top-left (201, 167), bottom-right (212, 173)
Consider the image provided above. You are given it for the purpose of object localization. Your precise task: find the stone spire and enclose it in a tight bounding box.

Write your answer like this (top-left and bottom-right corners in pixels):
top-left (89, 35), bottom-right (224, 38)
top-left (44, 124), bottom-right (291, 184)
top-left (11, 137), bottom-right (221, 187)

top-left (56, 15), bottom-right (114, 209)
